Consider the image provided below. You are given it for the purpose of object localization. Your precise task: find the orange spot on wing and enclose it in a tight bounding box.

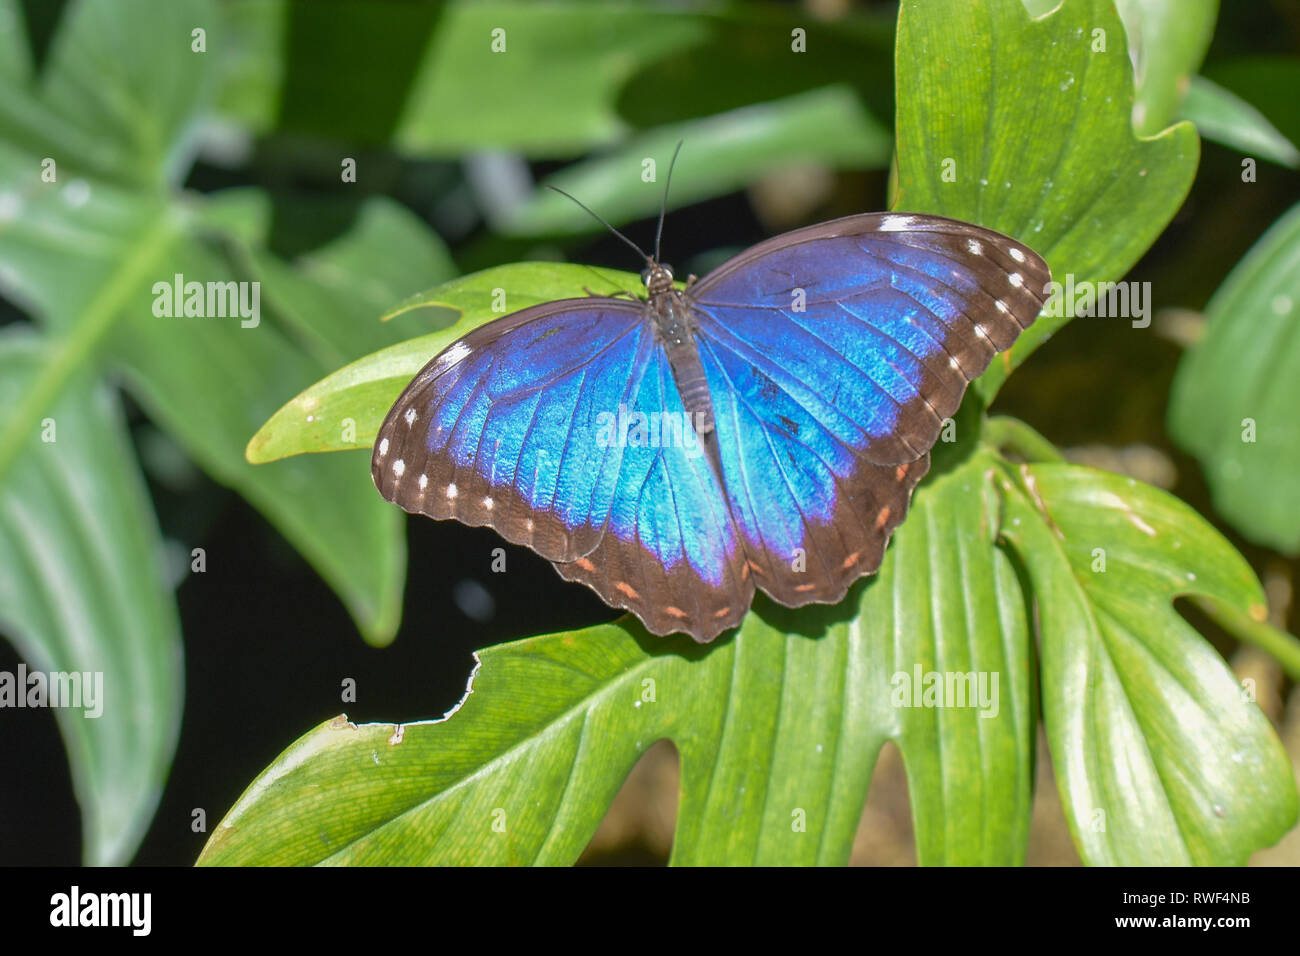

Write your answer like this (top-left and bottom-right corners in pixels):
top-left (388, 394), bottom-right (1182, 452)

top-left (841, 551), bottom-right (860, 569)
top-left (665, 605), bottom-right (688, 619)
top-left (795, 583), bottom-right (817, 593)
top-left (575, 556), bottom-right (596, 572)
top-left (713, 606), bottom-right (731, 619)
top-left (615, 581), bottom-right (640, 599)
top-left (895, 465), bottom-right (909, 482)
top-left (875, 506), bottom-right (892, 530)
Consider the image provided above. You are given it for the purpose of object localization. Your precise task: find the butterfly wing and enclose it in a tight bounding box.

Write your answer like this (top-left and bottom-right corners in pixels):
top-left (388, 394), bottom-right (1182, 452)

top-left (550, 339), bottom-right (753, 637)
top-left (372, 299), bottom-right (751, 637)
top-left (687, 212), bottom-right (1049, 606)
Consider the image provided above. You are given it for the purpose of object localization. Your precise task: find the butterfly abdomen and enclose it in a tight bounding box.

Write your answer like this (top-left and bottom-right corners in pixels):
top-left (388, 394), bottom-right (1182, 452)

top-left (652, 288), bottom-right (716, 440)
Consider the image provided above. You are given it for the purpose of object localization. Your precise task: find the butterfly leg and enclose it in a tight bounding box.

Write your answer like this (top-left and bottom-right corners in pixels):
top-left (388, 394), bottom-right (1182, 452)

top-left (584, 286), bottom-right (636, 299)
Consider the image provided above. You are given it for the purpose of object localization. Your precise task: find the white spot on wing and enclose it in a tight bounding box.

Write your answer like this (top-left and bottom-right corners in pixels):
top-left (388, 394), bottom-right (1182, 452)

top-left (392, 458), bottom-right (405, 477)
top-left (418, 473), bottom-right (428, 490)
top-left (967, 238), bottom-right (983, 256)
top-left (446, 482), bottom-right (458, 499)
top-left (878, 214), bottom-right (916, 232)
top-left (1009, 273), bottom-right (1024, 288)
top-left (995, 300), bottom-right (1010, 314)
top-left (440, 341), bottom-right (471, 368)
top-left (377, 437), bottom-right (389, 457)
top-left (1009, 247), bottom-right (1026, 263)
top-left (483, 496), bottom-right (494, 510)
top-left (404, 407), bottom-right (417, 426)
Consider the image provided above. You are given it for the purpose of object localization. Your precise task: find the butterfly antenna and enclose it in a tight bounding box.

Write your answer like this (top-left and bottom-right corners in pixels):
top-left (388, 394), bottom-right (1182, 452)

top-left (654, 140), bottom-right (683, 264)
top-left (544, 185), bottom-right (650, 263)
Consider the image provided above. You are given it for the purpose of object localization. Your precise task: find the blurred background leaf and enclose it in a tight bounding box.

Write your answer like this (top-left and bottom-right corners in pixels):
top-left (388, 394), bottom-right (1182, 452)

top-left (1113, 0), bottom-right (1218, 136)
top-left (0, 0), bottom-right (218, 186)
top-left (216, 1), bottom-right (893, 157)
top-left (1201, 55), bottom-right (1300, 158)
top-left (1178, 75), bottom-right (1300, 169)
top-left (0, 333), bottom-right (182, 866)
top-left (1169, 201), bottom-right (1300, 554)
top-left (498, 86), bottom-right (891, 236)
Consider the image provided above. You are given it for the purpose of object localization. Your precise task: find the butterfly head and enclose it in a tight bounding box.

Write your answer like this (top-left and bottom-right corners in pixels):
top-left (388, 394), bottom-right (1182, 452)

top-left (641, 261), bottom-right (675, 296)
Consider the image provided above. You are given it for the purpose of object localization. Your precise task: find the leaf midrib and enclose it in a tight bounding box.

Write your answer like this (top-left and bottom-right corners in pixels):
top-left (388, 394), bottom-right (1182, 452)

top-left (0, 209), bottom-right (174, 483)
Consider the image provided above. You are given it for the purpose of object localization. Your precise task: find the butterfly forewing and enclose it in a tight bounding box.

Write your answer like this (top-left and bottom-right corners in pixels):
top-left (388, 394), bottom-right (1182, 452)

top-left (551, 341), bottom-right (753, 637)
top-left (373, 299), bottom-right (647, 563)
top-left (372, 297), bottom-right (753, 638)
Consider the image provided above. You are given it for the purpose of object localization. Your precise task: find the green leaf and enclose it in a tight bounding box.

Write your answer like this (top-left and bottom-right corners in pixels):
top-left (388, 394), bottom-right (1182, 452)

top-left (217, 2), bottom-right (894, 160)
top-left (197, 187), bottom-right (458, 371)
top-left (0, 147), bottom-right (413, 644)
top-left (1114, 0), bottom-right (1218, 136)
top-left (0, 144), bottom-right (176, 485)
top-left (0, 0), bottom-right (32, 85)
top-left (246, 263), bottom-right (643, 462)
top-left (998, 462), bottom-right (1297, 864)
top-left (499, 86), bottom-right (891, 236)
top-left (1179, 75), bottom-right (1300, 169)
top-left (0, 332), bottom-right (183, 866)
top-left (13, 0), bottom-right (218, 186)
top-left (199, 448), bottom-right (1036, 866)
top-left (892, 0), bottom-right (1200, 400)
top-left (220, 0), bottom-right (706, 155)
top-left (104, 234), bottom-right (408, 645)
top-left (1202, 56), bottom-right (1300, 159)
top-left (855, 446), bottom-right (1035, 864)
top-left (613, 6), bottom-right (894, 129)
top-left (1169, 201), bottom-right (1300, 554)
top-left (0, 142), bottom-right (171, 338)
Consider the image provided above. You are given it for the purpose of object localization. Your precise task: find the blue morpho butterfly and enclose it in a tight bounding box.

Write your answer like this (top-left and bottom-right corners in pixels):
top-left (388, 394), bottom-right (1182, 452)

top-left (373, 159), bottom-right (1049, 643)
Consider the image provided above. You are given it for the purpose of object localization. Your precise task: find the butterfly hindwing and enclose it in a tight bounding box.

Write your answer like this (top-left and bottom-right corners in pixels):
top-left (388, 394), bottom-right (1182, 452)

top-left (373, 300), bottom-right (647, 563)
top-left (552, 339), bottom-right (752, 637)
top-left (695, 326), bottom-right (933, 606)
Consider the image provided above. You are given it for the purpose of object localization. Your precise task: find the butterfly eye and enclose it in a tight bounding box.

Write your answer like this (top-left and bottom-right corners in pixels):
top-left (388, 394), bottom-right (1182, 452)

top-left (642, 264), bottom-right (674, 289)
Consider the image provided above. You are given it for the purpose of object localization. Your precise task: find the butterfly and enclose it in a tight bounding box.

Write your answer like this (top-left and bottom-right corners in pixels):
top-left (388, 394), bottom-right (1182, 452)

top-left (373, 204), bottom-right (1049, 643)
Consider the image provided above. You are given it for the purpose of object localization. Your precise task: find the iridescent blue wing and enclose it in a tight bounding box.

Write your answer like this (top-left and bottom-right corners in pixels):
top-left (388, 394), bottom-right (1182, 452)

top-left (688, 212), bottom-right (1050, 608)
top-left (372, 300), bottom-right (752, 637)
